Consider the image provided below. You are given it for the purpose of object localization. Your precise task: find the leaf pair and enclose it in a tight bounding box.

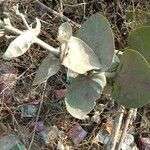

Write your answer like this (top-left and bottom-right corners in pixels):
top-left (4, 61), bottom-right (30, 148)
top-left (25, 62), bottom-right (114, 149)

top-left (59, 13), bottom-right (115, 74)
top-left (64, 13), bottom-right (115, 119)
top-left (3, 18), bottom-right (41, 60)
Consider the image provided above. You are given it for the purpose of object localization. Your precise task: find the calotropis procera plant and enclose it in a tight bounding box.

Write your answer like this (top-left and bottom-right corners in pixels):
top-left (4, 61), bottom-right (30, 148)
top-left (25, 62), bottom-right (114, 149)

top-left (1, 13), bottom-right (150, 120)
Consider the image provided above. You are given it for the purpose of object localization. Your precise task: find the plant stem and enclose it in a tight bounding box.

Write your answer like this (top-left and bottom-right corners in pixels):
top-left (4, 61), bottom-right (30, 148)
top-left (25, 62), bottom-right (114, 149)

top-left (106, 106), bottom-right (124, 150)
top-left (117, 108), bottom-right (134, 150)
top-left (0, 21), bottom-right (60, 56)
top-left (105, 72), bottom-right (116, 78)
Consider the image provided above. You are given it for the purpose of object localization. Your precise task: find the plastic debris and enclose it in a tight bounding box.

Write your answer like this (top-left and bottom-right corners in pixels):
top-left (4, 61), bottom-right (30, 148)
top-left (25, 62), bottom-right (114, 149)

top-left (55, 89), bottom-right (66, 99)
top-left (20, 104), bottom-right (38, 118)
top-left (120, 134), bottom-right (135, 150)
top-left (93, 130), bottom-right (110, 144)
top-left (91, 111), bottom-right (101, 123)
top-left (140, 137), bottom-right (150, 150)
top-left (124, 134), bottom-right (134, 146)
top-left (67, 123), bottom-right (87, 145)
top-left (39, 126), bottom-right (64, 145)
top-left (0, 134), bottom-right (26, 150)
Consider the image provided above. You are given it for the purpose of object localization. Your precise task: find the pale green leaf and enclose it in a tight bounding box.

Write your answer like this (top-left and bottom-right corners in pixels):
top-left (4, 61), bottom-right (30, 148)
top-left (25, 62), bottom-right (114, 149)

top-left (58, 22), bottom-right (72, 43)
top-left (62, 36), bottom-right (101, 74)
top-left (77, 13), bottom-right (115, 71)
top-left (32, 53), bottom-right (60, 85)
top-left (65, 73), bottom-right (106, 119)
top-left (113, 49), bottom-right (150, 108)
top-left (128, 26), bottom-right (150, 62)
top-left (3, 29), bottom-right (36, 60)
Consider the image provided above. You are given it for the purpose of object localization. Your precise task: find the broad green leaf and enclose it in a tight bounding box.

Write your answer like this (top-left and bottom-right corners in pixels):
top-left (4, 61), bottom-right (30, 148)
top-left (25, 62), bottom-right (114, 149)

top-left (65, 73), bottom-right (106, 119)
top-left (58, 22), bottom-right (72, 43)
top-left (32, 53), bottom-right (60, 85)
top-left (126, 9), bottom-right (150, 28)
top-left (128, 26), bottom-right (150, 62)
top-left (3, 29), bottom-right (36, 60)
top-left (62, 36), bottom-right (101, 74)
top-left (113, 49), bottom-right (150, 108)
top-left (77, 13), bottom-right (115, 71)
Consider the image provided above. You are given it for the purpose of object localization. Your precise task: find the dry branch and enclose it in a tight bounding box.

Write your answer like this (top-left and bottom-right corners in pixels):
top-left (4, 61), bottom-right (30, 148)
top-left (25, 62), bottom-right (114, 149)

top-left (117, 108), bottom-right (134, 150)
top-left (35, 0), bottom-right (81, 27)
top-left (106, 106), bottom-right (125, 150)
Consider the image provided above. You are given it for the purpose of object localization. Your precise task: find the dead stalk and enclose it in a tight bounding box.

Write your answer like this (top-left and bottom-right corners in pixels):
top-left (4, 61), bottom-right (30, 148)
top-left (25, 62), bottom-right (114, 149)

top-left (35, 0), bottom-right (81, 28)
top-left (106, 106), bottom-right (125, 150)
top-left (117, 108), bottom-right (134, 150)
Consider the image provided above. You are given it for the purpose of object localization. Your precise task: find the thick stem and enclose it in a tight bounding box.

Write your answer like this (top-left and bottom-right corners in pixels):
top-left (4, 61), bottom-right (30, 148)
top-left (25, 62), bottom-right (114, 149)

top-left (34, 38), bottom-right (60, 57)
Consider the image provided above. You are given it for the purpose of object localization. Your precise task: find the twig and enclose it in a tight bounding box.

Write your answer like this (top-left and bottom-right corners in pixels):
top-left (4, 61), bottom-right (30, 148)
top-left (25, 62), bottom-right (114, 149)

top-left (0, 20), bottom-right (60, 56)
top-left (106, 106), bottom-right (125, 150)
top-left (117, 108), bottom-right (134, 150)
top-left (28, 83), bottom-right (47, 150)
top-left (15, 4), bottom-right (30, 29)
top-left (35, 0), bottom-right (81, 27)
